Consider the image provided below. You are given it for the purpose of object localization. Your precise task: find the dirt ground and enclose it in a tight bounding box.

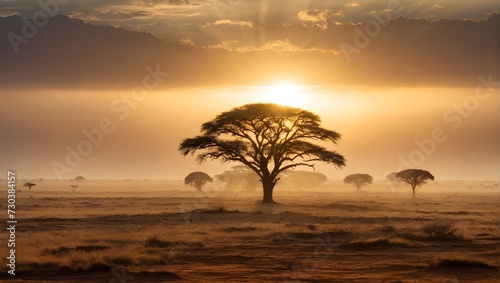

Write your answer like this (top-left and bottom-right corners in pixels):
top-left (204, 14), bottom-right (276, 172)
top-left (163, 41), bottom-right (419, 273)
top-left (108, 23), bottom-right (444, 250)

top-left (1, 180), bottom-right (499, 282)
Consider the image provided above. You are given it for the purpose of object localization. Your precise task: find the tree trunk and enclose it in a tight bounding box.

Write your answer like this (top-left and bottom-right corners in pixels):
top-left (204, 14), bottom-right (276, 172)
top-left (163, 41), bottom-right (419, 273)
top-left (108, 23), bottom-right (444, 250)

top-left (262, 177), bottom-right (275, 203)
top-left (412, 185), bottom-right (416, 198)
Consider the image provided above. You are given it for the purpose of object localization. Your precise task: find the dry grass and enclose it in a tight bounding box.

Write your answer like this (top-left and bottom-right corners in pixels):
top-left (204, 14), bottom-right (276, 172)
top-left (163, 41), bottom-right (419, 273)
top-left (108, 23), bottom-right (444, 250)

top-left (222, 226), bottom-right (258, 233)
top-left (433, 258), bottom-right (498, 269)
top-left (2, 180), bottom-right (499, 282)
top-left (422, 223), bottom-right (464, 241)
top-left (338, 238), bottom-right (414, 249)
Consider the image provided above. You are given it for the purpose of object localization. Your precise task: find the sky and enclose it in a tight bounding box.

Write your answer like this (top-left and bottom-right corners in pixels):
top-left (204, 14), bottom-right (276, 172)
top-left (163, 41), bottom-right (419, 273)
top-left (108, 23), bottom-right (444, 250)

top-left (1, 86), bottom-right (499, 181)
top-left (0, 0), bottom-right (499, 181)
top-left (1, 0), bottom-right (499, 45)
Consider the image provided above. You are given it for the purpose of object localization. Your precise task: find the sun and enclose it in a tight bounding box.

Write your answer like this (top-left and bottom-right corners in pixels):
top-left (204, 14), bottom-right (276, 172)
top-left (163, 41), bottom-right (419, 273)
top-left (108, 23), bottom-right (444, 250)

top-left (264, 83), bottom-right (306, 107)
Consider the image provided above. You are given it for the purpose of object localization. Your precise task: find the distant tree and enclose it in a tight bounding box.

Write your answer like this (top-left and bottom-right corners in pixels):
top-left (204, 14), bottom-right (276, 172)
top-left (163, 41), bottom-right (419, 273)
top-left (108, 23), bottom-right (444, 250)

top-left (179, 103), bottom-right (345, 203)
top-left (386, 172), bottom-right (400, 183)
top-left (23, 182), bottom-right (36, 192)
top-left (215, 166), bottom-right (260, 191)
top-left (184, 172), bottom-right (213, 191)
top-left (69, 185), bottom-right (78, 192)
top-left (396, 169), bottom-right (434, 198)
top-left (281, 170), bottom-right (327, 188)
top-left (343, 173), bottom-right (373, 191)
top-left (74, 176), bottom-right (86, 181)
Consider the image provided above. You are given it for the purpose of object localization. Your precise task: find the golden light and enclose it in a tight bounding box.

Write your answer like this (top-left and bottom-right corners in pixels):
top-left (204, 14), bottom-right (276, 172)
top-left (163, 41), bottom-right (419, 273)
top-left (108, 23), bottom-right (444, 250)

top-left (264, 83), bottom-right (306, 107)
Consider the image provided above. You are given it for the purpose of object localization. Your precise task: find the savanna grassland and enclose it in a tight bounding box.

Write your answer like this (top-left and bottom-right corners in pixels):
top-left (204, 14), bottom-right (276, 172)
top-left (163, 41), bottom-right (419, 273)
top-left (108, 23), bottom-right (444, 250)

top-left (1, 180), bottom-right (499, 282)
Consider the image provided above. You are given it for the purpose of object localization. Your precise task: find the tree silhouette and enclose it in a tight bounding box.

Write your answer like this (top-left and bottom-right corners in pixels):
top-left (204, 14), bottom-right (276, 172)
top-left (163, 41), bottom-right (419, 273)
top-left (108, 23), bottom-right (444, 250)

top-left (386, 172), bottom-right (399, 183)
top-left (281, 170), bottom-right (327, 188)
top-left (69, 185), bottom-right (78, 192)
top-left (396, 169), bottom-right (434, 198)
top-left (23, 182), bottom-right (36, 192)
top-left (215, 165), bottom-right (260, 191)
top-left (179, 103), bottom-right (345, 203)
top-left (74, 176), bottom-right (86, 181)
top-left (184, 172), bottom-right (213, 191)
top-left (344, 173), bottom-right (373, 191)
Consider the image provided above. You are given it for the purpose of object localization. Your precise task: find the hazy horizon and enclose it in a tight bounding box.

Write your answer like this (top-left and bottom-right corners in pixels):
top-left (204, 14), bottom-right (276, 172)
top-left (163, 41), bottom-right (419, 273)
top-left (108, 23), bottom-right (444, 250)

top-left (2, 86), bottom-right (499, 181)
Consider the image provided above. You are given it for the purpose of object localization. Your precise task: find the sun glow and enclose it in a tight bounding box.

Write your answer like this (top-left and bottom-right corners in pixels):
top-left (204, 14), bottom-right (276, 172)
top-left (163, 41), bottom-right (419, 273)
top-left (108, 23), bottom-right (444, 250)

top-left (264, 83), bottom-right (306, 107)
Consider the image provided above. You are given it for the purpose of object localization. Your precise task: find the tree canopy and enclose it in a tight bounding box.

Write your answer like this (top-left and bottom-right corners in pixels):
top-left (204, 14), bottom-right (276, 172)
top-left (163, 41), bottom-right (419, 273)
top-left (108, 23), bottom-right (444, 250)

top-left (344, 173), bottom-right (373, 191)
top-left (281, 170), bottom-right (328, 188)
top-left (396, 169), bottom-right (434, 197)
top-left (184, 171), bottom-right (213, 191)
top-left (179, 103), bottom-right (345, 203)
top-left (23, 182), bottom-right (36, 192)
top-left (215, 165), bottom-right (260, 191)
top-left (386, 172), bottom-right (400, 183)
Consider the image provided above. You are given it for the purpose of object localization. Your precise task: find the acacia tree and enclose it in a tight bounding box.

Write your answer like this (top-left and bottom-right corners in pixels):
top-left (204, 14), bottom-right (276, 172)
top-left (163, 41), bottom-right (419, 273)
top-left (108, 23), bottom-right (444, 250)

top-left (386, 172), bottom-right (400, 183)
top-left (179, 103), bottom-right (345, 203)
top-left (344, 173), bottom-right (373, 191)
top-left (396, 169), bottom-right (434, 198)
top-left (281, 170), bottom-right (328, 188)
top-left (215, 165), bottom-right (260, 191)
top-left (184, 171), bottom-right (213, 191)
top-left (74, 176), bottom-right (86, 181)
top-left (23, 182), bottom-right (36, 192)
top-left (69, 185), bottom-right (78, 192)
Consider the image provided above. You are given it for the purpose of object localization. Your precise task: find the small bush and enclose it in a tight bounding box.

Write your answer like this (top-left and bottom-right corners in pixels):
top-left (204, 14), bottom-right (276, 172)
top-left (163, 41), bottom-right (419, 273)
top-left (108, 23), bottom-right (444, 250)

top-left (307, 225), bottom-right (317, 231)
top-left (80, 262), bottom-right (111, 271)
top-left (222, 226), bottom-right (257, 233)
top-left (288, 232), bottom-right (318, 240)
top-left (339, 238), bottom-right (413, 249)
top-left (144, 236), bottom-right (171, 248)
top-left (422, 223), bottom-right (463, 241)
top-left (75, 245), bottom-right (110, 252)
top-left (215, 205), bottom-right (226, 212)
top-left (110, 256), bottom-right (134, 266)
top-left (396, 232), bottom-right (419, 241)
top-left (193, 206), bottom-right (240, 214)
top-left (44, 245), bottom-right (110, 255)
top-left (137, 256), bottom-right (165, 266)
top-left (434, 259), bottom-right (497, 269)
top-left (380, 225), bottom-right (397, 233)
top-left (144, 236), bottom-right (202, 249)
top-left (44, 246), bottom-right (72, 255)
top-left (22, 262), bottom-right (60, 271)
top-left (270, 232), bottom-right (289, 242)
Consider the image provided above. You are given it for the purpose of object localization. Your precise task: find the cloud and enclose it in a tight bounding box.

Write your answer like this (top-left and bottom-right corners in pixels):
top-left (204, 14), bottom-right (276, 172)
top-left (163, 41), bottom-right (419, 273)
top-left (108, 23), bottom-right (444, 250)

top-left (205, 39), bottom-right (339, 54)
top-left (90, 10), bottom-right (152, 21)
top-left (345, 3), bottom-right (360, 8)
top-left (179, 37), bottom-right (196, 47)
top-left (67, 2), bottom-right (204, 24)
top-left (123, 0), bottom-right (202, 6)
top-left (431, 3), bottom-right (444, 10)
top-left (297, 9), bottom-right (342, 23)
top-left (211, 19), bottom-right (253, 28)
